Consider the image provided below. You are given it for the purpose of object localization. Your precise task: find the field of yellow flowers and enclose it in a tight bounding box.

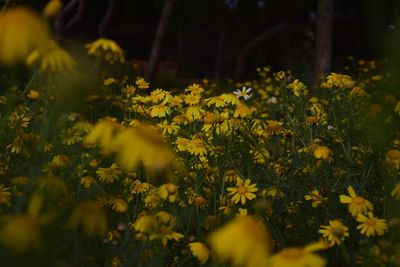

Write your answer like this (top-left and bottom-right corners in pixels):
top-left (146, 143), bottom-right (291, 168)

top-left (0, 5), bottom-right (400, 267)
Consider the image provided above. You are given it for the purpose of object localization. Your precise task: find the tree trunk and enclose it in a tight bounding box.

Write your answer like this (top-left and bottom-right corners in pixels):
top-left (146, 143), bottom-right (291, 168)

top-left (234, 22), bottom-right (289, 81)
top-left (98, 0), bottom-right (117, 38)
top-left (315, 0), bottom-right (334, 79)
top-left (145, 0), bottom-right (178, 84)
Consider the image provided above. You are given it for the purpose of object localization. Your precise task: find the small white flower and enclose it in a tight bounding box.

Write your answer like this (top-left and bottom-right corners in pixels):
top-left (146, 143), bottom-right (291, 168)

top-left (267, 96), bottom-right (278, 104)
top-left (233, 86), bottom-right (252, 100)
top-left (327, 125), bottom-right (334, 130)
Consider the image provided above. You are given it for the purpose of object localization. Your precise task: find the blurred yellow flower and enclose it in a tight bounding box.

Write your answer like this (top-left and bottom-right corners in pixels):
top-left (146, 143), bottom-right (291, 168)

top-left (356, 212), bottom-right (388, 237)
top-left (0, 7), bottom-right (50, 65)
top-left (110, 198), bottom-right (128, 213)
top-left (339, 186), bottom-right (373, 216)
top-left (319, 220), bottom-right (349, 246)
top-left (0, 194), bottom-right (51, 252)
top-left (189, 242), bottom-right (210, 265)
top-left (27, 90), bottom-right (39, 99)
top-left (43, 0), bottom-right (63, 19)
top-left (234, 104), bottom-right (252, 118)
top-left (68, 200), bottom-right (107, 236)
top-left (158, 183), bottom-right (178, 203)
top-left (0, 184), bottom-right (11, 206)
top-left (149, 226), bottom-right (184, 247)
top-left (85, 38), bottom-right (125, 63)
top-left (313, 146), bottom-right (331, 160)
top-left (270, 242), bottom-right (326, 267)
top-left (80, 176), bottom-right (97, 188)
top-left (209, 216), bottom-right (270, 267)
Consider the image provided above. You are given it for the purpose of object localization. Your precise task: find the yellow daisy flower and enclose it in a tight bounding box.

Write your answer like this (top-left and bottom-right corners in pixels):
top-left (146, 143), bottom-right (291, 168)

top-left (227, 177), bottom-right (258, 205)
top-left (356, 212), bottom-right (388, 237)
top-left (189, 242), bottom-right (210, 265)
top-left (339, 186), bottom-right (373, 216)
top-left (96, 163), bottom-right (122, 183)
top-left (270, 242), bottom-right (326, 267)
top-left (319, 220), bottom-right (349, 246)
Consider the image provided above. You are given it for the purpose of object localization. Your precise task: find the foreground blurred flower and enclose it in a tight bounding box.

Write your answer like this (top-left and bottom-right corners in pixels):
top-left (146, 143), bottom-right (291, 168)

top-left (27, 41), bottom-right (75, 72)
top-left (319, 220), bottom-right (349, 246)
top-left (270, 242), bottom-right (326, 267)
top-left (339, 186), bottom-right (373, 216)
top-left (0, 194), bottom-right (51, 252)
top-left (209, 216), bottom-right (270, 267)
top-left (43, 0), bottom-right (63, 19)
top-left (227, 177), bottom-right (258, 204)
top-left (356, 212), bottom-right (388, 237)
top-left (0, 7), bottom-right (50, 65)
top-left (85, 38), bottom-right (125, 64)
top-left (189, 242), bottom-right (210, 265)
top-left (68, 201), bottom-right (107, 237)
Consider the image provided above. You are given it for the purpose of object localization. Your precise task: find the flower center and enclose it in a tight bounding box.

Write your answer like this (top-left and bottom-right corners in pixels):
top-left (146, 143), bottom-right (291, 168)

top-left (353, 196), bottom-right (364, 204)
top-left (365, 218), bottom-right (376, 227)
top-left (237, 185), bottom-right (248, 195)
top-left (281, 248), bottom-right (304, 259)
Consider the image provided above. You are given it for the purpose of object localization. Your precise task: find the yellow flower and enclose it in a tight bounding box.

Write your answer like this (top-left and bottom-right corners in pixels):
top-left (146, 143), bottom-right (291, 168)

top-left (209, 216), bottom-right (270, 267)
top-left (319, 220), bottom-right (349, 246)
top-left (0, 194), bottom-right (51, 252)
top-left (136, 77), bottom-right (150, 90)
top-left (385, 149), bottom-right (400, 169)
top-left (85, 38), bottom-right (125, 63)
top-left (43, 0), bottom-right (63, 18)
top-left (150, 104), bottom-right (170, 118)
top-left (184, 93), bottom-right (201, 106)
top-left (186, 106), bottom-right (205, 121)
top-left (96, 163), bottom-right (122, 183)
top-left (234, 104), bottom-right (252, 118)
top-left (80, 176), bottom-right (97, 188)
top-left (206, 96), bottom-right (226, 107)
top-left (149, 226), bottom-right (184, 247)
top-left (27, 90), bottom-right (39, 99)
top-left (391, 183), bottom-right (400, 200)
top-left (68, 201), bottom-right (107, 237)
top-left (321, 73), bottom-right (355, 89)
top-left (289, 79), bottom-right (308, 97)
top-left (356, 212), bottom-right (388, 237)
top-left (157, 120), bottom-right (180, 135)
top-left (189, 242), bottom-right (210, 265)
top-left (110, 198), bottom-right (128, 213)
top-left (277, 71), bottom-right (285, 80)
top-left (185, 83), bottom-right (204, 94)
top-left (270, 242), bottom-right (326, 267)
top-left (186, 137), bottom-right (207, 156)
top-left (84, 118), bottom-right (121, 153)
top-left (313, 146), bottom-right (331, 160)
top-left (304, 190), bottom-right (327, 208)
top-left (38, 42), bottom-right (75, 72)
top-left (133, 214), bottom-right (158, 234)
top-left (0, 7), bottom-right (50, 65)
top-left (339, 186), bottom-right (373, 216)
top-left (158, 183), bottom-right (178, 203)
top-left (227, 177), bottom-right (258, 204)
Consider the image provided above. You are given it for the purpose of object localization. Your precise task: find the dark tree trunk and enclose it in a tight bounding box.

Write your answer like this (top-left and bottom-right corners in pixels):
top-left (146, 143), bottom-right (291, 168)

top-left (98, 0), bottom-right (118, 38)
top-left (315, 0), bottom-right (334, 79)
top-left (234, 22), bottom-right (289, 81)
top-left (145, 0), bottom-right (178, 84)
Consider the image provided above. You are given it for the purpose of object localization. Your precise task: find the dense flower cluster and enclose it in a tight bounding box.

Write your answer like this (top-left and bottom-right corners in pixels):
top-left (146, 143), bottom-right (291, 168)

top-left (0, 4), bottom-right (399, 267)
